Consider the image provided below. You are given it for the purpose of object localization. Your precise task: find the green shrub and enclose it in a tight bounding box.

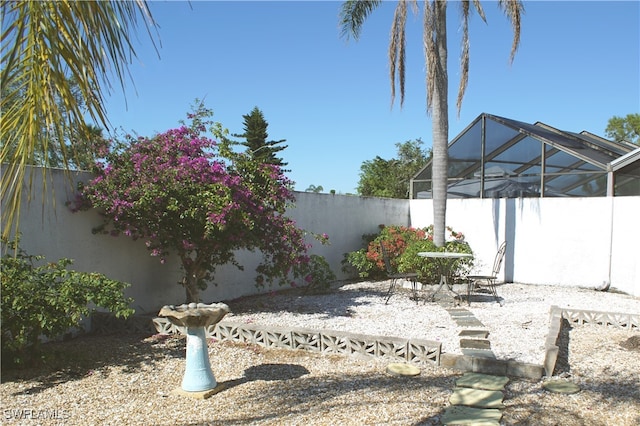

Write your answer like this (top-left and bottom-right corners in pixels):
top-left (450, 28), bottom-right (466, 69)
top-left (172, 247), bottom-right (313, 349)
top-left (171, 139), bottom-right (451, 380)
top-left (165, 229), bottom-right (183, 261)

top-left (342, 224), bottom-right (473, 283)
top-left (340, 230), bottom-right (377, 278)
top-left (398, 238), bottom-right (473, 284)
top-left (304, 254), bottom-right (337, 294)
top-left (1, 237), bottom-right (134, 367)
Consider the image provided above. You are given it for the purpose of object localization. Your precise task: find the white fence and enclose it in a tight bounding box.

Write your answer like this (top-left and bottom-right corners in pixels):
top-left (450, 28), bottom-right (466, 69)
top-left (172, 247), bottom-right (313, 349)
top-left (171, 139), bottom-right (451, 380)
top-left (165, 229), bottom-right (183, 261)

top-left (9, 167), bottom-right (639, 315)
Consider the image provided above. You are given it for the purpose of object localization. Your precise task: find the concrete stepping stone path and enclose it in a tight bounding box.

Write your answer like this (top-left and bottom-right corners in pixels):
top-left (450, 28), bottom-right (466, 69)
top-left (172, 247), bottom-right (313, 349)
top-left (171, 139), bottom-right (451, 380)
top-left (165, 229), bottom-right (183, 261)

top-left (446, 308), bottom-right (486, 328)
top-left (446, 308), bottom-right (498, 359)
top-left (458, 329), bottom-right (490, 339)
top-left (460, 338), bottom-right (492, 350)
top-left (449, 388), bottom-right (505, 409)
top-left (441, 406), bottom-right (503, 425)
top-left (442, 372), bottom-right (510, 425)
top-left (455, 373), bottom-right (510, 391)
top-left (439, 301), bottom-right (518, 424)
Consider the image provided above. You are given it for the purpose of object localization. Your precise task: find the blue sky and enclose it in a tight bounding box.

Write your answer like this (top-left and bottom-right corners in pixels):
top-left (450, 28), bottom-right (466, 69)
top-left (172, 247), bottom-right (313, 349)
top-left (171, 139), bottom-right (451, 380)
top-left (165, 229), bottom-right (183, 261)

top-left (103, 1), bottom-right (640, 194)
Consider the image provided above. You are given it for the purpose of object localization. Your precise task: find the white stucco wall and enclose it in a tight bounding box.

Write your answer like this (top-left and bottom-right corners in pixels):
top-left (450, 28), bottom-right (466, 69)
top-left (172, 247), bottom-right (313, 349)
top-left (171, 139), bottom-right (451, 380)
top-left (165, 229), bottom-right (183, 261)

top-left (509, 198), bottom-right (613, 288)
top-left (9, 167), bottom-right (638, 318)
top-left (410, 197), bottom-right (638, 295)
top-left (12, 169), bottom-right (186, 313)
top-left (196, 192), bottom-right (411, 305)
top-left (10, 168), bottom-right (411, 314)
top-left (610, 196), bottom-right (640, 293)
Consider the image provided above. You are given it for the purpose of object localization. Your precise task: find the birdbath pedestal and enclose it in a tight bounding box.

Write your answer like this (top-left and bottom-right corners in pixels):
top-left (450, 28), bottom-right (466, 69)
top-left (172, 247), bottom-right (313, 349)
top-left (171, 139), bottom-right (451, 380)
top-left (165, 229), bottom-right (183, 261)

top-left (158, 302), bottom-right (229, 398)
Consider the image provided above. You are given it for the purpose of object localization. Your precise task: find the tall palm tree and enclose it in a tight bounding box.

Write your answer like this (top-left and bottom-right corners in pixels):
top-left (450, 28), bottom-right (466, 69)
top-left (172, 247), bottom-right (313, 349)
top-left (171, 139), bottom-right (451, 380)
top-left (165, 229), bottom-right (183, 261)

top-left (340, 0), bottom-right (523, 246)
top-left (1, 0), bottom-right (159, 241)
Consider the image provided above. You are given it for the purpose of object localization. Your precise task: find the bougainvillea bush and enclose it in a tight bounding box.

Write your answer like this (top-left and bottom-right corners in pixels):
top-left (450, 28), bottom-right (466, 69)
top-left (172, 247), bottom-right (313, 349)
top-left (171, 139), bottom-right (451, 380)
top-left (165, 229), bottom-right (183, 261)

top-left (342, 224), bottom-right (473, 284)
top-left (74, 104), bottom-right (324, 302)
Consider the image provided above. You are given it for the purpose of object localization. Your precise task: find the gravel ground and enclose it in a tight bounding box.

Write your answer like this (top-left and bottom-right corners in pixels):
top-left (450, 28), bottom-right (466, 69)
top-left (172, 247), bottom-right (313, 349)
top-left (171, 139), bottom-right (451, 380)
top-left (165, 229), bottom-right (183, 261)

top-left (226, 281), bottom-right (640, 365)
top-left (1, 281), bottom-right (638, 425)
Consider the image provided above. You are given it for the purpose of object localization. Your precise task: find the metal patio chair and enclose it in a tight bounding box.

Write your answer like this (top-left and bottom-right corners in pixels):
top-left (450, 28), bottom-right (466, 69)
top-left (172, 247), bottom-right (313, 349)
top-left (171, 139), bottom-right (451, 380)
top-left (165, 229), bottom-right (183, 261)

top-left (381, 242), bottom-right (420, 304)
top-left (466, 241), bottom-right (507, 305)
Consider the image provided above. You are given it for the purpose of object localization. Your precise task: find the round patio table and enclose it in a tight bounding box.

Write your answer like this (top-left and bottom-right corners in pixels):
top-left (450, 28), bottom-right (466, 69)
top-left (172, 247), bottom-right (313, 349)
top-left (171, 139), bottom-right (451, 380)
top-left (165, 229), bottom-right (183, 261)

top-left (418, 251), bottom-right (473, 304)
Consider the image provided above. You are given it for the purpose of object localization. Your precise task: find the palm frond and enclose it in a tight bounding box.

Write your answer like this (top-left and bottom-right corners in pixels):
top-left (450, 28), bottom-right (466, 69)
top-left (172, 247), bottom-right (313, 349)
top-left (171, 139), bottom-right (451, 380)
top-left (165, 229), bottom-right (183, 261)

top-left (456, 0), bottom-right (487, 116)
top-left (457, 0), bottom-right (470, 116)
top-left (389, 1), bottom-right (407, 108)
top-left (471, 0), bottom-right (487, 22)
top-left (498, 0), bottom-right (524, 63)
top-left (0, 0), bottom-right (159, 241)
top-left (339, 0), bottom-right (383, 41)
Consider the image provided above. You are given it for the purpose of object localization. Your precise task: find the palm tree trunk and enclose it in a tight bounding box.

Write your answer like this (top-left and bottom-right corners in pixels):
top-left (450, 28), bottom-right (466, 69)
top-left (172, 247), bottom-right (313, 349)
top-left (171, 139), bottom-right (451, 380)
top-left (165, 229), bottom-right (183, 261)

top-left (431, 1), bottom-right (449, 247)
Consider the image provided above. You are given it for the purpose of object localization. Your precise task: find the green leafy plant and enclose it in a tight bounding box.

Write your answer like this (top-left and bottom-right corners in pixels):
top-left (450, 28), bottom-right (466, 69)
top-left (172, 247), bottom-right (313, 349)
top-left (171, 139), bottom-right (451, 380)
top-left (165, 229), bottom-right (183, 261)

top-left (342, 225), bottom-right (427, 279)
top-left (398, 238), bottom-right (473, 284)
top-left (303, 254), bottom-right (337, 294)
top-left (343, 224), bottom-right (473, 283)
top-left (1, 237), bottom-right (134, 367)
top-left (341, 231), bottom-right (380, 278)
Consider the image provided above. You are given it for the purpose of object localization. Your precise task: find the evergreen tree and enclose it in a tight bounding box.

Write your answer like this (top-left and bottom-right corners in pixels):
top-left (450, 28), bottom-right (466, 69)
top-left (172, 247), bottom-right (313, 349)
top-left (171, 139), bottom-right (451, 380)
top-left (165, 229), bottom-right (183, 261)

top-left (232, 107), bottom-right (288, 170)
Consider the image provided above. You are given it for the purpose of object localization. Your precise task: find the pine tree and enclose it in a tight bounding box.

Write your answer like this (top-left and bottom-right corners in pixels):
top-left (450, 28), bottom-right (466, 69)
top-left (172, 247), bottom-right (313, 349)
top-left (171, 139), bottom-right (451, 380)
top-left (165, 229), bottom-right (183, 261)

top-left (233, 107), bottom-right (288, 170)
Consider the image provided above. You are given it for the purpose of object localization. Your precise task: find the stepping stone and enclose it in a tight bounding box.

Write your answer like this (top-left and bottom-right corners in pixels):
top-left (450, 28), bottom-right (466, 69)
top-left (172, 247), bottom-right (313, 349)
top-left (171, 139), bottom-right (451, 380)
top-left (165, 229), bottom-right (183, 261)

top-left (450, 314), bottom-right (475, 319)
top-left (446, 308), bottom-right (471, 314)
top-left (461, 348), bottom-right (496, 359)
top-left (441, 406), bottom-right (502, 425)
top-left (450, 387), bottom-right (505, 409)
top-left (542, 380), bottom-right (581, 394)
top-left (448, 310), bottom-right (473, 316)
top-left (385, 363), bottom-right (421, 377)
top-left (460, 338), bottom-right (491, 350)
top-left (456, 373), bottom-right (510, 391)
top-left (455, 318), bottom-right (485, 327)
top-left (459, 329), bottom-right (490, 338)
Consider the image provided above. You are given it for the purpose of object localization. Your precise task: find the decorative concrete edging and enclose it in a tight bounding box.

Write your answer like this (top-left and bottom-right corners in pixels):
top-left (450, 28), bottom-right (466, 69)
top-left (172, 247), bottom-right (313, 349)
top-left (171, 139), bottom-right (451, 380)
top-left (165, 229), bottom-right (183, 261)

top-left (91, 306), bottom-right (638, 380)
top-left (560, 307), bottom-right (639, 330)
top-left (151, 317), bottom-right (441, 366)
top-left (543, 306), bottom-right (639, 378)
top-left (441, 306), bottom-right (638, 380)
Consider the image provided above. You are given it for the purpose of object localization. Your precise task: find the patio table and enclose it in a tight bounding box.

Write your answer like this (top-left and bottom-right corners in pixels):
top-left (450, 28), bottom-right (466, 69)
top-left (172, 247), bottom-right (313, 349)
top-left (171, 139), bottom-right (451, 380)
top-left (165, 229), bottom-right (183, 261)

top-left (418, 251), bottom-right (473, 305)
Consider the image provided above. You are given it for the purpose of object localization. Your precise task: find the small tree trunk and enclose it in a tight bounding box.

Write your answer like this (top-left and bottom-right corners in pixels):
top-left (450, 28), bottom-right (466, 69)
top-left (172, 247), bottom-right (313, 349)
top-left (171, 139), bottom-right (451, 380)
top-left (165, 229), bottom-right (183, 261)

top-left (181, 274), bottom-right (201, 304)
top-left (180, 254), bottom-right (205, 303)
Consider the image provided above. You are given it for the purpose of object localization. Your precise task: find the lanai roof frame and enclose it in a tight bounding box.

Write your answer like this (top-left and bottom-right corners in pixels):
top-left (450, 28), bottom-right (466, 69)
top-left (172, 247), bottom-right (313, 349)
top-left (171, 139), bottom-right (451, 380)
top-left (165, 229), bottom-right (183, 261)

top-left (410, 113), bottom-right (639, 199)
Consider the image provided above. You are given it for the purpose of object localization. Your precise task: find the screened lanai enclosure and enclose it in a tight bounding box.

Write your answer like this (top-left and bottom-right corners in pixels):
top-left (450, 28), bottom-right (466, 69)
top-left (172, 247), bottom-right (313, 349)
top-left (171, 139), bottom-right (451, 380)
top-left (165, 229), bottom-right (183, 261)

top-left (410, 113), bottom-right (640, 199)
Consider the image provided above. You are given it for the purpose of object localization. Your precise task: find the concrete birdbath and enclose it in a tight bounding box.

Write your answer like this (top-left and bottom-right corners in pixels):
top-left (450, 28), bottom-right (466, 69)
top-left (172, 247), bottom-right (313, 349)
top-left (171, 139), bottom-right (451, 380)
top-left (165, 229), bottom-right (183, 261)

top-left (158, 302), bottom-right (229, 398)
